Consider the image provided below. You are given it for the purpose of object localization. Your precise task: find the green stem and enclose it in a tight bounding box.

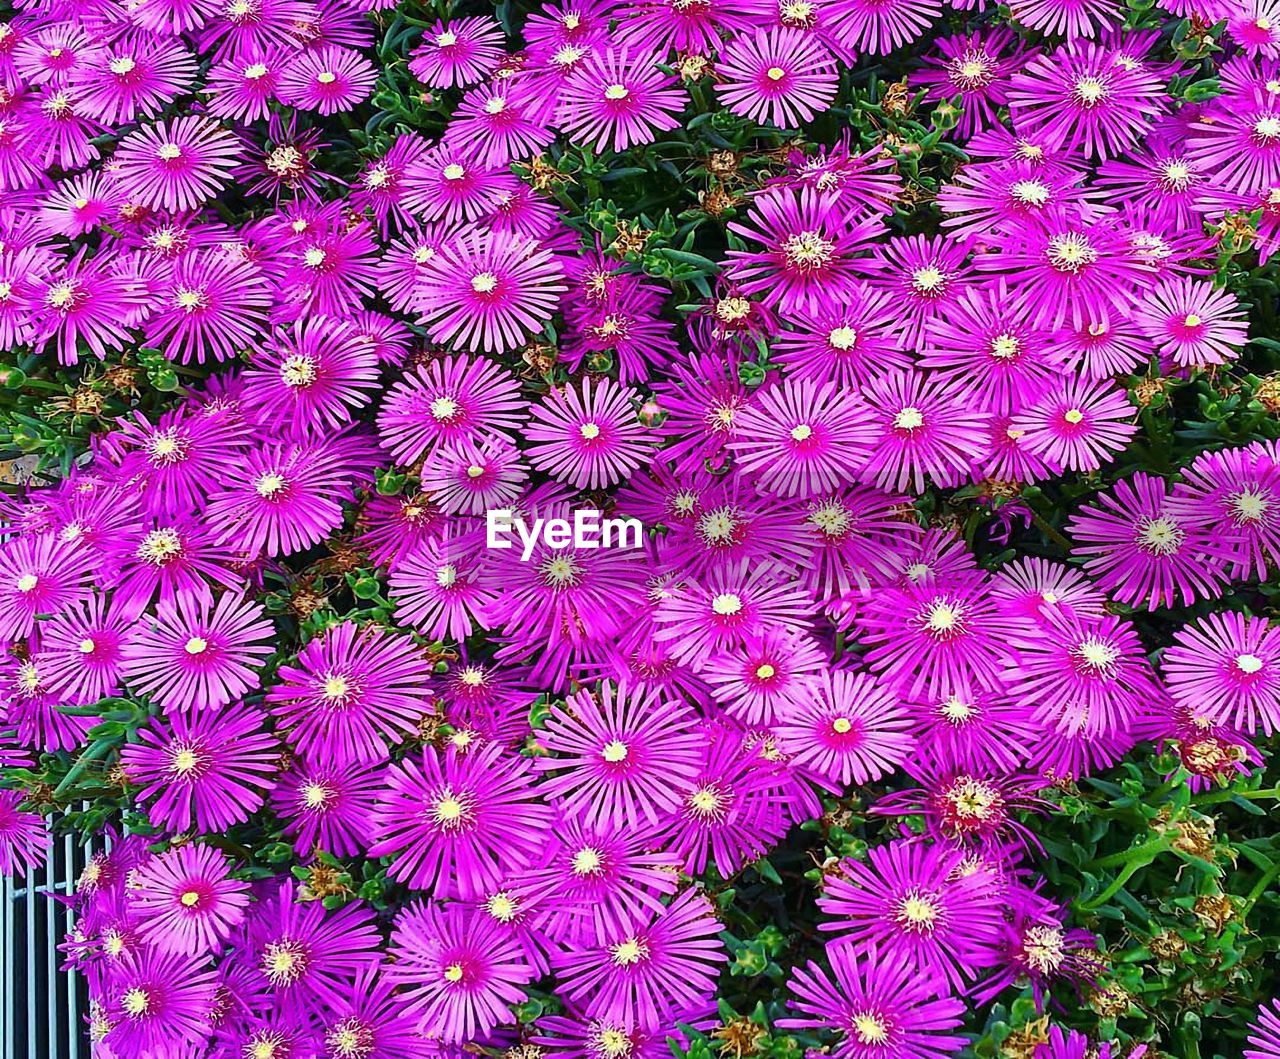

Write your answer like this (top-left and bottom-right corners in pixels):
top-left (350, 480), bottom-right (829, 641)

top-left (1029, 509), bottom-right (1072, 552)
top-left (1195, 785), bottom-right (1280, 806)
top-left (1087, 835), bottom-right (1172, 871)
top-left (1081, 856), bottom-right (1150, 911)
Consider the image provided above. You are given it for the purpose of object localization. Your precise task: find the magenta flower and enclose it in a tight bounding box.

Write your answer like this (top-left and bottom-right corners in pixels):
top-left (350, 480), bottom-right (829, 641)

top-left (656, 725), bottom-right (790, 877)
top-left (1162, 612), bottom-right (1280, 736)
top-left (121, 592), bottom-right (274, 713)
top-left (203, 435), bottom-right (367, 558)
top-left (33, 249), bottom-right (146, 366)
top-left (402, 145), bottom-right (519, 226)
top-left (1247, 999), bottom-right (1280, 1059)
top-left (863, 233), bottom-right (974, 347)
top-left (0, 789), bottom-right (49, 876)
top-left (142, 248), bottom-right (272, 365)
top-left (552, 887), bottom-right (727, 1032)
top-left (369, 742), bottom-right (553, 899)
top-left (774, 668), bottom-right (912, 788)
top-left (267, 621), bottom-right (432, 766)
top-left (518, 815), bottom-right (681, 945)
top-left (272, 759), bottom-right (381, 857)
top-left (703, 628), bottom-right (826, 726)
top-left (1067, 473), bottom-right (1228, 610)
top-left (1009, 41), bottom-right (1166, 160)
top-left (919, 281), bottom-right (1058, 415)
top-left (444, 80), bottom-right (555, 167)
top-left (985, 212), bottom-right (1151, 330)
top-left (829, 0), bottom-right (942, 57)
top-left (913, 30), bottom-right (1029, 140)
top-left (1168, 443), bottom-right (1280, 581)
top-left (100, 949), bottom-right (218, 1056)
top-left (725, 187), bottom-right (880, 315)
top-left (535, 682), bottom-right (701, 829)
top-left (278, 45), bottom-right (377, 115)
top-left (715, 28), bottom-right (838, 129)
top-left (420, 437), bottom-right (528, 516)
top-left (386, 900), bottom-right (535, 1044)
top-left (1132, 276), bottom-right (1249, 368)
top-left (1006, 0), bottom-right (1120, 39)
top-left (1010, 376), bottom-right (1137, 474)
top-left (1188, 89), bottom-right (1280, 195)
top-left (557, 49), bottom-right (686, 152)
top-left (121, 704), bottom-right (278, 834)
top-left (241, 882), bottom-right (383, 1007)
top-left (112, 116), bottom-right (240, 212)
top-left (409, 16), bottom-right (506, 88)
top-left (0, 533), bottom-right (93, 641)
top-left (133, 844), bottom-right (250, 955)
top-left (818, 838), bottom-right (1003, 992)
top-left (772, 284), bottom-right (911, 387)
top-left (526, 377), bottom-right (652, 489)
top-left (614, 0), bottom-right (753, 55)
top-left (730, 377), bottom-right (874, 499)
top-left (1004, 609), bottom-right (1160, 738)
top-left (654, 562), bottom-right (812, 668)
top-left (413, 227), bottom-right (566, 353)
top-left (70, 36), bottom-right (196, 125)
top-left (377, 354), bottom-right (525, 465)
top-left (244, 316), bottom-right (382, 436)
top-left (858, 370), bottom-right (988, 493)
top-left (779, 943), bottom-right (967, 1059)
top-left (35, 596), bottom-right (134, 706)
top-left (206, 52), bottom-right (286, 121)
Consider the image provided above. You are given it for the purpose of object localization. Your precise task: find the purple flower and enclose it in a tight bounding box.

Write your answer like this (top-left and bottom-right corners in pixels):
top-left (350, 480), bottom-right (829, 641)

top-left (369, 742), bottom-right (553, 898)
top-left (779, 942), bottom-right (967, 1059)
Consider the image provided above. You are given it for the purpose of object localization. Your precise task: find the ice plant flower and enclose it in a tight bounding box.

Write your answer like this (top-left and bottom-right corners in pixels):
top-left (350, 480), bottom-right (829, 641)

top-left (535, 682), bottom-right (702, 830)
top-left (551, 888), bottom-right (727, 1032)
top-left (132, 844), bottom-right (251, 955)
top-left (369, 742), bottom-right (553, 899)
top-left (112, 116), bottom-right (240, 212)
top-left (1162, 612), bottom-right (1280, 736)
top-left (715, 28), bottom-right (838, 129)
top-left (779, 943), bottom-right (968, 1059)
top-left (120, 591), bottom-right (274, 713)
top-left (267, 621), bottom-right (433, 766)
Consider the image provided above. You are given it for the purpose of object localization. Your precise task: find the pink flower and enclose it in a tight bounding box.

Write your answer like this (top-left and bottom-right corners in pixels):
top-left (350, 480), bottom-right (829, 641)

top-left (267, 621), bottom-right (433, 766)
top-left (1067, 473), bottom-right (1229, 610)
top-left (386, 901), bottom-right (536, 1044)
top-left (1163, 612), bottom-right (1280, 736)
top-left (715, 28), bottom-right (838, 129)
top-left (278, 45), bottom-right (377, 115)
top-left (551, 888), bottom-right (727, 1032)
top-left (774, 668), bottom-right (912, 788)
top-left (557, 49), bottom-right (686, 152)
top-left (412, 227), bottom-right (566, 353)
top-left (132, 844), bottom-right (251, 955)
top-left (369, 742), bottom-right (554, 899)
top-left (121, 592), bottom-right (274, 713)
top-left (730, 377), bottom-right (874, 499)
top-left (1133, 276), bottom-right (1249, 367)
top-left (526, 377), bottom-right (652, 489)
top-left (408, 16), bottom-right (506, 88)
top-left (535, 682), bottom-right (701, 829)
top-left (112, 116), bottom-right (240, 212)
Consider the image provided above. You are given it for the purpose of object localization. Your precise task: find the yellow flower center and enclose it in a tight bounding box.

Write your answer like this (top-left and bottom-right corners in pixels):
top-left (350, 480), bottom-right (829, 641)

top-left (893, 406), bottom-right (924, 430)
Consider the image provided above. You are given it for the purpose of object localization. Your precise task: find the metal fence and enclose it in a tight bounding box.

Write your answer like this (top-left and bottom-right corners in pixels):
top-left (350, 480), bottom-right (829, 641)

top-left (0, 821), bottom-right (95, 1059)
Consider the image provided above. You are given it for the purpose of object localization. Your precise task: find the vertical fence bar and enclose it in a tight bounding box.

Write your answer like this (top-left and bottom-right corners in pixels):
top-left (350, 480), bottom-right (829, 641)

top-left (24, 864), bottom-right (35, 1059)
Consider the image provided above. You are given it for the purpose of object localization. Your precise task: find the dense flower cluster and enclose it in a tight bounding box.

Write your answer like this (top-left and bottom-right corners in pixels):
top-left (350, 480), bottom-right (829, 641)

top-left (1, 0), bottom-right (1279, 1055)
